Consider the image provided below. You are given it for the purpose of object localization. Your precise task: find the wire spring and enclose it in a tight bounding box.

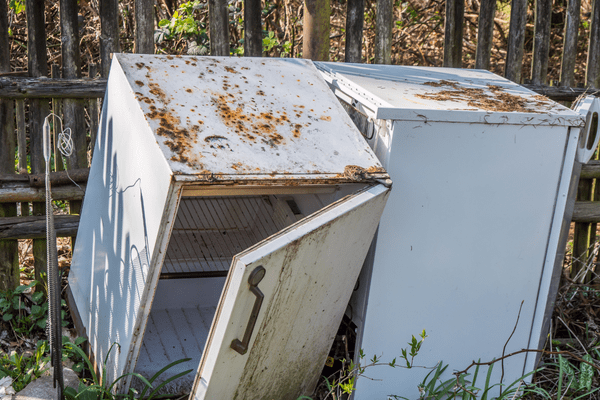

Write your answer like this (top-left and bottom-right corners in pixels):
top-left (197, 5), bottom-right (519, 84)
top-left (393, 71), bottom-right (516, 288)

top-left (44, 113), bottom-right (83, 192)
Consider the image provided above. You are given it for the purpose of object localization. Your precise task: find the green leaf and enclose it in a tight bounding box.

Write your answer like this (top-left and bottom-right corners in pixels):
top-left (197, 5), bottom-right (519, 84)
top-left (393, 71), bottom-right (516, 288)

top-left (2, 313), bottom-right (13, 321)
top-left (579, 354), bottom-right (594, 392)
top-left (31, 292), bottom-right (43, 303)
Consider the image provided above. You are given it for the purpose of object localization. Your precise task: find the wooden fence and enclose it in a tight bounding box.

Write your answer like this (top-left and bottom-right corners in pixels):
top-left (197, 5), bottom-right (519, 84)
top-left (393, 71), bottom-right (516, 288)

top-left (1, 0), bottom-right (600, 289)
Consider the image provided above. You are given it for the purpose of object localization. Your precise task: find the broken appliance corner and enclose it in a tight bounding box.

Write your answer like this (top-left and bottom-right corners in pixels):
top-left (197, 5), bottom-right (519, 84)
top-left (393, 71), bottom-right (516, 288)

top-left (67, 54), bottom-right (390, 400)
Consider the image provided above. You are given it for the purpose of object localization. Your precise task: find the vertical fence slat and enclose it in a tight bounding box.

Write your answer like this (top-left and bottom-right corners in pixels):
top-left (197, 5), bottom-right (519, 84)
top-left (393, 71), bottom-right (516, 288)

top-left (26, 0), bottom-right (50, 290)
top-left (303, 0), bottom-right (331, 61)
top-left (51, 64), bottom-right (64, 172)
top-left (345, 0), bottom-right (365, 63)
top-left (135, 0), bottom-right (154, 54)
top-left (209, 0), bottom-right (230, 56)
top-left (587, 0), bottom-right (600, 87)
top-left (572, 0), bottom-right (600, 280)
top-left (560, 0), bottom-right (581, 87)
top-left (16, 99), bottom-right (28, 220)
top-left (60, 0), bottom-right (86, 172)
top-left (244, 0), bottom-right (262, 57)
top-left (475, 0), bottom-right (496, 70)
top-left (443, 0), bottom-right (464, 68)
top-left (531, 0), bottom-right (552, 85)
top-left (505, 0), bottom-right (528, 82)
top-left (88, 64), bottom-right (100, 159)
top-left (0, 0), bottom-right (18, 290)
top-left (374, 0), bottom-right (392, 64)
top-left (100, 0), bottom-right (120, 77)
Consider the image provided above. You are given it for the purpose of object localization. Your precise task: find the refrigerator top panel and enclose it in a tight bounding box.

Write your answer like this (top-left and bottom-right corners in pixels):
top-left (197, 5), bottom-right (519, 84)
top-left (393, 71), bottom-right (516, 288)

top-left (112, 54), bottom-right (386, 183)
top-left (316, 62), bottom-right (586, 127)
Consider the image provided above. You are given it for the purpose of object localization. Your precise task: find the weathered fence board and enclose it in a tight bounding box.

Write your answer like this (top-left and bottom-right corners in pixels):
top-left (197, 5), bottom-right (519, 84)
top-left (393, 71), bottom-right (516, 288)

top-left (374, 0), bottom-right (393, 64)
top-left (475, 0), bottom-right (496, 70)
top-left (345, 0), bottom-right (365, 63)
top-left (443, 0), bottom-right (464, 68)
top-left (0, 0), bottom-right (18, 290)
top-left (135, 0), bottom-right (154, 54)
top-left (505, 0), bottom-right (528, 82)
top-left (209, 0), bottom-right (229, 56)
top-left (100, 0), bottom-right (120, 77)
top-left (531, 0), bottom-right (552, 85)
top-left (244, 0), bottom-right (262, 57)
top-left (0, 78), bottom-right (107, 99)
top-left (0, 215), bottom-right (80, 240)
top-left (560, 0), bottom-right (582, 87)
top-left (303, 0), bottom-right (331, 61)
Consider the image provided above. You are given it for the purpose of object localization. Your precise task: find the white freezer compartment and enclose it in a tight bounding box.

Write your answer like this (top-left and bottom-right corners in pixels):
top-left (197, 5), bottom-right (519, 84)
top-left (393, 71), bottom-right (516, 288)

top-left (132, 189), bottom-right (361, 391)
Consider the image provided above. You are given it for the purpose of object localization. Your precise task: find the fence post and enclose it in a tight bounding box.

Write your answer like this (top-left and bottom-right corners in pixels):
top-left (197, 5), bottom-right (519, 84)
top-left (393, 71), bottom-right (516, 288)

top-left (100, 0), bottom-right (120, 77)
top-left (303, 0), bottom-right (330, 61)
top-left (374, 0), bottom-right (392, 64)
top-left (135, 0), bottom-right (154, 54)
top-left (244, 0), bottom-right (262, 57)
top-left (572, 0), bottom-right (600, 281)
top-left (51, 65), bottom-right (64, 172)
top-left (560, 0), bottom-right (581, 87)
top-left (443, 0), bottom-right (464, 68)
top-left (209, 0), bottom-right (229, 56)
top-left (345, 0), bottom-right (365, 63)
top-left (587, 0), bottom-right (600, 88)
top-left (60, 0), bottom-right (86, 172)
top-left (0, 0), bottom-right (18, 291)
top-left (26, 0), bottom-right (50, 291)
top-left (88, 64), bottom-right (100, 159)
top-left (505, 0), bottom-right (528, 82)
top-left (475, 0), bottom-right (496, 70)
top-left (530, 0), bottom-right (552, 85)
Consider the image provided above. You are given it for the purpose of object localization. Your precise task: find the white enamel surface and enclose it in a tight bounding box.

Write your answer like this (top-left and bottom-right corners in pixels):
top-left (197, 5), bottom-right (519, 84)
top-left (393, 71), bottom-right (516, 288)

top-left (359, 122), bottom-right (569, 399)
top-left (572, 95), bottom-right (600, 163)
top-left (68, 59), bottom-right (175, 384)
top-left (114, 54), bottom-right (383, 178)
top-left (192, 185), bottom-right (389, 400)
top-left (316, 62), bottom-right (582, 400)
top-left (317, 62), bottom-right (585, 126)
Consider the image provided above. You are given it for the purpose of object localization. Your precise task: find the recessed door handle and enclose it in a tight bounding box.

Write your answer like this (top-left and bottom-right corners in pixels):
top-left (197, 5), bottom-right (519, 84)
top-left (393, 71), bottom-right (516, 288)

top-left (230, 266), bottom-right (266, 355)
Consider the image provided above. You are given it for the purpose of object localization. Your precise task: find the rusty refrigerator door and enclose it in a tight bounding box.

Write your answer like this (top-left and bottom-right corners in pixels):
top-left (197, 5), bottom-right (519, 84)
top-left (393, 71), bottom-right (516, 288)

top-left (191, 184), bottom-right (389, 399)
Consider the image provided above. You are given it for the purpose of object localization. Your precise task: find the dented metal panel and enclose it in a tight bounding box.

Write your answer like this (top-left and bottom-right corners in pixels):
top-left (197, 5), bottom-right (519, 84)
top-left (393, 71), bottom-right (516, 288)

top-left (316, 62), bottom-right (585, 126)
top-left (113, 54), bottom-right (386, 182)
top-left (191, 184), bottom-right (390, 400)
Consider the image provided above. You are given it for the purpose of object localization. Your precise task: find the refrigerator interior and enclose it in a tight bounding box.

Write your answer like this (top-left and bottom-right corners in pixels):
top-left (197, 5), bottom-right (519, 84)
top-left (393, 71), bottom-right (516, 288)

top-left (132, 186), bottom-right (364, 391)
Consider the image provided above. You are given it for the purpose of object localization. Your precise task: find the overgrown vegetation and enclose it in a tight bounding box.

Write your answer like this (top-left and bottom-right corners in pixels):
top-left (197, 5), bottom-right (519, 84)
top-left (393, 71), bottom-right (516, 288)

top-left (4, 0), bottom-right (596, 83)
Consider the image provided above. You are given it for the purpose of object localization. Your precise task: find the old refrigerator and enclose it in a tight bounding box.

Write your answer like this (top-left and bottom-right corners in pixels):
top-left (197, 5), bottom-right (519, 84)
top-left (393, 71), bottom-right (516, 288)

top-left (67, 54), bottom-right (391, 399)
top-left (317, 62), bottom-right (599, 399)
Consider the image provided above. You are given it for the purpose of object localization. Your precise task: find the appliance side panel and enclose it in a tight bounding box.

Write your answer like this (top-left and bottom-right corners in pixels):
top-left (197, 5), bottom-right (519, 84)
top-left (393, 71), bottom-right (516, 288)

top-left (527, 127), bottom-right (581, 371)
top-left (355, 121), bottom-right (567, 400)
top-left (68, 59), bottom-right (174, 384)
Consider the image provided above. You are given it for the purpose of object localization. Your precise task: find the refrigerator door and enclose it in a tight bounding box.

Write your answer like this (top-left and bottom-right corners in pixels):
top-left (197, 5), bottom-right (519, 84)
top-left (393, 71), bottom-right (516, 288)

top-left (191, 184), bottom-right (390, 400)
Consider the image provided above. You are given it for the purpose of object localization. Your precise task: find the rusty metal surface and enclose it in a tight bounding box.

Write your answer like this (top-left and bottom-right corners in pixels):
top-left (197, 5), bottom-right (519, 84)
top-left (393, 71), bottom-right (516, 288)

top-left (316, 62), bottom-right (586, 126)
top-left (113, 54), bottom-right (386, 181)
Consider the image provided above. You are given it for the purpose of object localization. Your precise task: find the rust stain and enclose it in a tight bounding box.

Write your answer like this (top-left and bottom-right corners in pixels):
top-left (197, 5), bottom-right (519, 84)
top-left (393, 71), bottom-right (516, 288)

top-left (224, 66), bottom-right (238, 74)
top-left (210, 93), bottom-right (301, 146)
top-left (417, 81), bottom-right (556, 113)
top-left (135, 62), bottom-right (145, 69)
top-left (341, 165), bottom-right (385, 181)
top-left (186, 88), bottom-right (193, 93)
top-left (319, 115), bottom-right (331, 121)
top-left (135, 80), bottom-right (144, 86)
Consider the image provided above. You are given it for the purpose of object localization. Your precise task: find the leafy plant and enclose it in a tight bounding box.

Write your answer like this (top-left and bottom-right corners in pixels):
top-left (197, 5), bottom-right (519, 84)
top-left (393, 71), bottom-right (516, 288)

top-left (0, 281), bottom-right (48, 334)
top-left (0, 340), bottom-right (49, 392)
top-left (63, 342), bottom-right (193, 400)
top-left (155, 1), bottom-right (209, 55)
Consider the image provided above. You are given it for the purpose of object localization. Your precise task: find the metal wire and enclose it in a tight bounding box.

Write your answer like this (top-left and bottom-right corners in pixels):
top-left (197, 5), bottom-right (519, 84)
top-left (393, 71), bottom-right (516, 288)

top-left (43, 114), bottom-right (64, 400)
